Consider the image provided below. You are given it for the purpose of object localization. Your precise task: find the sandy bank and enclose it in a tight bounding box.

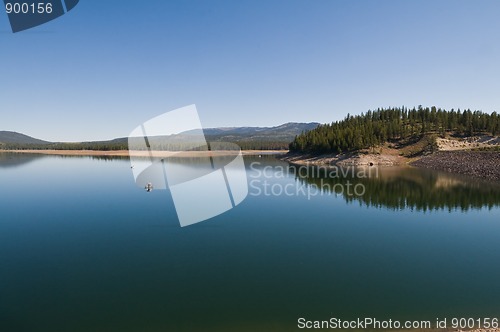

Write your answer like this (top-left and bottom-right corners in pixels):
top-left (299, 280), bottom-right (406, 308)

top-left (282, 149), bottom-right (500, 182)
top-left (281, 151), bottom-right (405, 167)
top-left (437, 135), bottom-right (500, 151)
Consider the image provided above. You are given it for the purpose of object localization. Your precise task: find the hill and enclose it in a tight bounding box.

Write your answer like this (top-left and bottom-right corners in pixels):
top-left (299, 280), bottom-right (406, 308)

top-left (0, 122), bottom-right (319, 151)
top-left (0, 131), bottom-right (49, 145)
top-left (203, 122), bottom-right (319, 149)
top-left (204, 122), bottom-right (319, 139)
top-left (289, 106), bottom-right (500, 154)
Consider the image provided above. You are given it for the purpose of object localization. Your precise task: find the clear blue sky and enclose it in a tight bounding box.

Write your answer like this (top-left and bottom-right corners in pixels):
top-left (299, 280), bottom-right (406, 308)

top-left (1, 0), bottom-right (500, 141)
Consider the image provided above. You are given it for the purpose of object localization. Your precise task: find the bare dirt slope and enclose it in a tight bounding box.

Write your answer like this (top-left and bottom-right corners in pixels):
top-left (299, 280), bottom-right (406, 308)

top-left (437, 135), bottom-right (500, 151)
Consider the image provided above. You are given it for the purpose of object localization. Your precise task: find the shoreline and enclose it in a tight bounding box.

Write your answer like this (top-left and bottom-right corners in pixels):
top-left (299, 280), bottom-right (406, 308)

top-left (3, 148), bottom-right (499, 181)
top-left (281, 134), bottom-right (500, 181)
top-left (280, 150), bottom-right (500, 182)
top-left (0, 149), bottom-right (287, 157)
top-left (410, 150), bottom-right (500, 181)
top-left (281, 151), bottom-right (409, 167)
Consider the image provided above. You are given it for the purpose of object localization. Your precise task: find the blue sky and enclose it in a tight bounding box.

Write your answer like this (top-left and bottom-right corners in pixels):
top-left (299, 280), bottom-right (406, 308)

top-left (1, 0), bottom-right (500, 141)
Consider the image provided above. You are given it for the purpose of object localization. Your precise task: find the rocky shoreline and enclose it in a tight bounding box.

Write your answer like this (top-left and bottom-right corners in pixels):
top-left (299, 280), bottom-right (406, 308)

top-left (281, 151), bottom-right (405, 167)
top-left (410, 151), bottom-right (500, 181)
top-left (281, 150), bottom-right (500, 182)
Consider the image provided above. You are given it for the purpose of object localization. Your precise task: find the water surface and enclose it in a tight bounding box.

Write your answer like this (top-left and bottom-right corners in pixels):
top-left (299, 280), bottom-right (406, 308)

top-left (1, 153), bottom-right (500, 331)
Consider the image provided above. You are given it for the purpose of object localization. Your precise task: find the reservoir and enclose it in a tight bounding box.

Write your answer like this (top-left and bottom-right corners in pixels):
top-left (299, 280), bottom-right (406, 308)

top-left (1, 153), bottom-right (499, 331)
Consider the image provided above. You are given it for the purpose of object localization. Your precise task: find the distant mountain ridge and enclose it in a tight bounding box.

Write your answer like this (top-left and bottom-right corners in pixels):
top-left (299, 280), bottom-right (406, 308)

top-left (0, 122), bottom-right (320, 150)
top-left (0, 131), bottom-right (49, 145)
top-left (203, 122), bottom-right (320, 142)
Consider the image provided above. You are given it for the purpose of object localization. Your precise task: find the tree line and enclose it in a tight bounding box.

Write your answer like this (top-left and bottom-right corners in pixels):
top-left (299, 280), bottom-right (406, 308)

top-left (0, 141), bottom-right (129, 151)
top-left (0, 139), bottom-right (289, 151)
top-left (289, 106), bottom-right (500, 153)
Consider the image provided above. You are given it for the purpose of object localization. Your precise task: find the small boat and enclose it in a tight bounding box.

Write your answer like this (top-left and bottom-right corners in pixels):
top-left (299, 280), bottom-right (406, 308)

top-left (145, 182), bottom-right (153, 192)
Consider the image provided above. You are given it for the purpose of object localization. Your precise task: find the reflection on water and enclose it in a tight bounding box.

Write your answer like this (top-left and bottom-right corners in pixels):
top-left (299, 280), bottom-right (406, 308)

top-left (0, 152), bottom-right (129, 167)
top-left (140, 155), bottom-right (500, 211)
top-left (292, 164), bottom-right (500, 211)
top-left (1, 153), bottom-right (500, 332)
top-left (0, 152), bottom-right (49, 168)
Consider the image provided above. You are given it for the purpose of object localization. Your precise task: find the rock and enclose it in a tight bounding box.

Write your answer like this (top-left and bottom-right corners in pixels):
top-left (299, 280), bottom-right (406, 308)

top-left (411, 151), bottom-right (500, 181)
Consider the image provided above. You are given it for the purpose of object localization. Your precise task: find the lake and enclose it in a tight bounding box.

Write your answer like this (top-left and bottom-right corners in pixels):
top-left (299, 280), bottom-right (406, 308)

top-left (1, 153), bottom-right (500, 331)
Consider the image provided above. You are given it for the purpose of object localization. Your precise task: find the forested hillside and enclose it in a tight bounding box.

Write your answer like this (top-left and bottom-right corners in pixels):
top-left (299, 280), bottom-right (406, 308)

top-left (290, 106), bottom-right (500, 153)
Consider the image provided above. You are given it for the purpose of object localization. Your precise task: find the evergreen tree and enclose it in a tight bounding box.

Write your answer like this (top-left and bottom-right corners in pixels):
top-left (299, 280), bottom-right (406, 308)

top-left (290, 106), bottom-right (500, 153)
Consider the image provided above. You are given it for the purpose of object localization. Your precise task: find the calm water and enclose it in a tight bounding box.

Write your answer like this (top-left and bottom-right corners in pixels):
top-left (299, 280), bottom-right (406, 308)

top-left (1, 153), bottom-right (500, 332)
